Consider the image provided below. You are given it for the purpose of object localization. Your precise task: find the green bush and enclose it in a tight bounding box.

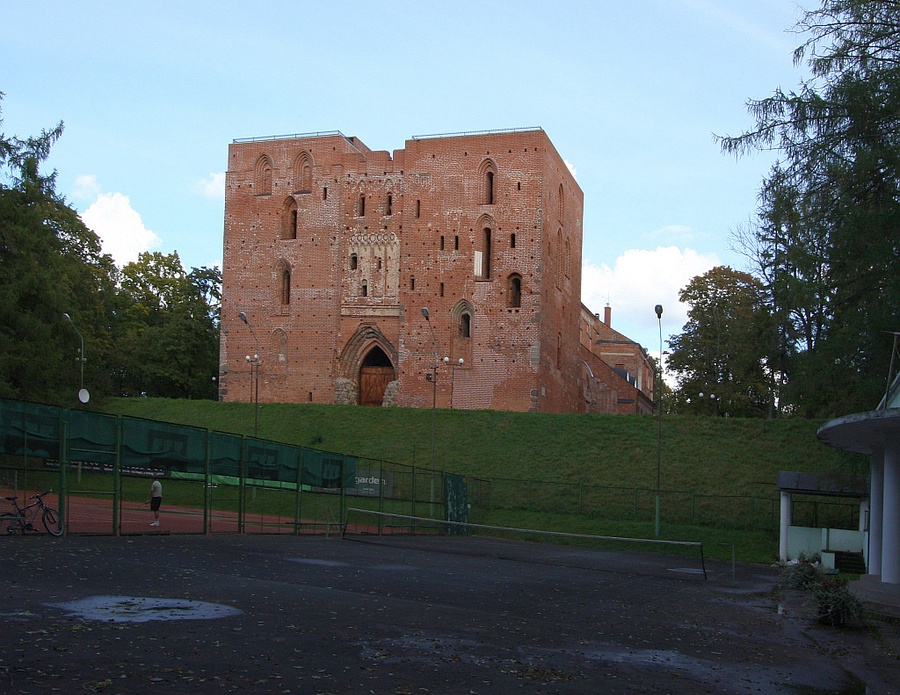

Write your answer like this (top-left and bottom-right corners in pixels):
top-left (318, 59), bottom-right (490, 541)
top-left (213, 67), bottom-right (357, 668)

top-left (813, 576), bottom-right (865, 627)
top-left (776, 553), bottom-right (822, 590)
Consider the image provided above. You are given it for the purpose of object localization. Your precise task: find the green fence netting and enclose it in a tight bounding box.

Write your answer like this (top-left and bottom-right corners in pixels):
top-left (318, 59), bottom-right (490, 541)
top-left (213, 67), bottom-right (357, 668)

top-left (0, 398), bottom-right (360, 535)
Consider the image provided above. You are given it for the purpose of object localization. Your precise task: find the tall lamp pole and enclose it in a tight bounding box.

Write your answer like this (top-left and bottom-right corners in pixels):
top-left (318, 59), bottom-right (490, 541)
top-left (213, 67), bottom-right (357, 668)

top-left (63, 313), bottom-right (89, 404)
top-left (654, 304), bottom-right (663, 537)
top-left (239, 311), bottom-right (261, 438)
top-left (421, 307), bottom-right (438, 515)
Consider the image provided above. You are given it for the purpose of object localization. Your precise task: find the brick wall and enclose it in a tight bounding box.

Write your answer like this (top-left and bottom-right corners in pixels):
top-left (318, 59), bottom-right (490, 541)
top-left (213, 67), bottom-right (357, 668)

top-left (220, 128), bottom-right (650, 414)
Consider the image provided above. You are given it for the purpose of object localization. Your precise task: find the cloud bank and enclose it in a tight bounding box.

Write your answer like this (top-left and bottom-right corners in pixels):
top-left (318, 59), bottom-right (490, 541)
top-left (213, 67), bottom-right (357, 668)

top-left (581, 245), bottom-right (720, 351)
top-left (77, 180), bottom-right (161, 266)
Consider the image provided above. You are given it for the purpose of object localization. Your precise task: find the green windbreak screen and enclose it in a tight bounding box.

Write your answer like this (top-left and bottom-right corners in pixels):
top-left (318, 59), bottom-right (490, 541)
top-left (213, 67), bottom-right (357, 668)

top-left (0, 398), bottom-right (356, 488)
top-left (121, 418), bottom-right (207, 473)
top-left (0, 400), bottom-right (61, 458)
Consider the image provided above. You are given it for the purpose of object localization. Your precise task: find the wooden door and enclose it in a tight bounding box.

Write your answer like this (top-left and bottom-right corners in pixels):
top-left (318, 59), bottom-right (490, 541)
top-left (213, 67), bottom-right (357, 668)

top-left (359, 366), bottom-right (394, 406)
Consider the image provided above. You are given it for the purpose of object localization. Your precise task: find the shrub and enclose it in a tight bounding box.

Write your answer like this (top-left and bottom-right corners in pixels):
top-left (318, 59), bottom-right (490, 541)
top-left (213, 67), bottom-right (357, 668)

top-left (813, 577), bottom-right (865, 627)
top-left (776, 553), bottom-right (822, 590)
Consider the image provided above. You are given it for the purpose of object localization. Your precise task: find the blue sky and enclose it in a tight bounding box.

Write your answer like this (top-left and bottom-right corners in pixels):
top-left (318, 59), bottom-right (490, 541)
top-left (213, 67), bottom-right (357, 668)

top-left (0, 0), bottom-right (809, 355)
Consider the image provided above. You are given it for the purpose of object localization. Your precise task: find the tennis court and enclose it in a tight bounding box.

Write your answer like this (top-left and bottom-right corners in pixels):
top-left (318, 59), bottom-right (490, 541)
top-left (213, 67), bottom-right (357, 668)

top-left (2, 532), bottom-right (898, 693)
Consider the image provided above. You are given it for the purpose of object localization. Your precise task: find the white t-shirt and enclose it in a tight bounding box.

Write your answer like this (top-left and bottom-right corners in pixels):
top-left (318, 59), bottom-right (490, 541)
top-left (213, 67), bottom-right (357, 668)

top-left (150, 480), bottom-right (162, 498)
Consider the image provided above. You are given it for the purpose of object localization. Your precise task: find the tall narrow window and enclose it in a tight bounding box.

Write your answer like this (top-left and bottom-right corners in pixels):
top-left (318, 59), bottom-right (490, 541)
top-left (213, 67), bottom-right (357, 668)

top-left (460, 312), bottom-right (471, 338)
top-left (358, 194), bottom-right (366, 217)
top-left (323, 187), bottom-right (328, 200)
top-left (282, 197), bottom-right (298, 239)
top-left (385, 194), bottom-right (392, 216)
top-left (350, 253), bottom-right (358, 270)
top-left (454, 235), bottom-right (459, 251)
top-left (510, 233), bottom-right (516, 249)
top-left (361, 280), bottom-right (368, 297)
top-left (440, 282), bottom-right (445, 297)
top-left (558, 183), bottom-right (565, 221)
top-left (508, 274), bottom-right (522, 308)
top-left (280, 267), bottom-right (291, 305)
top-left (410, 277), bottom-right (415, 291)
top-left (415, 199), bottom-right (421, 218)
top-left (480, 159), bottom-right (497, 205)
top-left (481, 227), bottom-right (492, 278)
top-left (440, 236), bottom-right (445, 251)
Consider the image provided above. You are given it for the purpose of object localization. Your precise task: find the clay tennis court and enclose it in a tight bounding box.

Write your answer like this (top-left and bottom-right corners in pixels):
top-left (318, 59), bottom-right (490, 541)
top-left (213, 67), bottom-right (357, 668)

top-left (2, 528), bottom-right (899, 693)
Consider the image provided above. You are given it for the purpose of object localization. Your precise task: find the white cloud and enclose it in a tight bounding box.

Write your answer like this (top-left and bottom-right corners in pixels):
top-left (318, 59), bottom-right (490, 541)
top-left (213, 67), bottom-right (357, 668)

top-left (565, 160), bottom-right (577, 179)
top-left (582, 246), bottom-right (719, 350)
top-left (644, 224), bottom-right (699, 245)
top-left (73, 174), bottom-right (102, 201)
top-left (196, 172), bottom-right (226, 199)
top-left (80, 192), bottom-right (162, 266)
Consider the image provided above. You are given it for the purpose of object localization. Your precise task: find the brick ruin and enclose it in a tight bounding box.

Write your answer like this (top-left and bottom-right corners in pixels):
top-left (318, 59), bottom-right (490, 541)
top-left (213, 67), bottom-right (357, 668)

top-left (219, 128), bottom-right (654, 414)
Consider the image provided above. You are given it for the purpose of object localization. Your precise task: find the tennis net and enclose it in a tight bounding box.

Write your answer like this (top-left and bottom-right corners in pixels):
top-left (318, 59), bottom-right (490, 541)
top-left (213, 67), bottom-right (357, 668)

top-left (342, 507), bottom-right (707, 579)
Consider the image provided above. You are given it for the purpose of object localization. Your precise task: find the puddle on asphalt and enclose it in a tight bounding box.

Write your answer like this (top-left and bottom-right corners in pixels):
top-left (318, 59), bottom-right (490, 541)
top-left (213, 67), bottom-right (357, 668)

top-left (47, 596), bottom-right (243, 623)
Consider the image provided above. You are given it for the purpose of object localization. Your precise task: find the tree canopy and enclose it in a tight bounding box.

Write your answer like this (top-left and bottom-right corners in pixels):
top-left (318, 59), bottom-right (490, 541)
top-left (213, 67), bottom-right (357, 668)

top-left (667, 267), bottom-right (772, 417)
top-left (0, 94), bottom-right (219, 405)
top-left (718, 0), bottom-right (900, 417)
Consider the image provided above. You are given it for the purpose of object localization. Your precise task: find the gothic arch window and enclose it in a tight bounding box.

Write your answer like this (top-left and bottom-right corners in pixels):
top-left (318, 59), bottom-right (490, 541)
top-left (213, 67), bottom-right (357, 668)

top-left (361, 280), bottom-right (368, 297)
top-left (510, 232), bottom-right (516, 249)
top-left (350, 253), bottom-right (358, 270)
top-left (294, 151), bottom-right (313, 193)
top-left (452, 300), bottom-right (474, 339)
top-left (357, 193), bottom-right (366, 217)
top-left (276, 261), bottom-right (291, 306)
top-left (460, 311), bottom-right (471, 338)
top-left (556, 228), bottom-right (562, 288)
top-left (254, 154), bottom-right (273, 196)
top-left (565, 236), bottom-right (571, 277)
top-left (479, 159), bottom-right (497, 205)
top-left (281, 197), bottom-right (298, 240)
top-left (507, 273), bottom-right (522, 308)
top-left (385, 193), bottom-right (393, 216)
top-left (558, 183), bottom-right (565, 221)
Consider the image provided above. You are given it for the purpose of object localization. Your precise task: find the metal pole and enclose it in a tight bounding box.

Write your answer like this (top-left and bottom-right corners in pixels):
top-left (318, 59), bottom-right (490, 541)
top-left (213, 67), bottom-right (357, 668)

top-left (63, 313), bottom-right (87, 402)
top-left (239, 312), bottom-right (261, 438)
top-left (422, 308), bottom-right (438, 516)
top-left (654, 304), bottom-right (663, 537)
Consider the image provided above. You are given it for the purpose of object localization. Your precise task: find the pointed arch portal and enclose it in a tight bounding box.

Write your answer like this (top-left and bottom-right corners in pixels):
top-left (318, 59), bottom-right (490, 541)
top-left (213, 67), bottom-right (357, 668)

top-left (359, 346), bottom-right (395, 406)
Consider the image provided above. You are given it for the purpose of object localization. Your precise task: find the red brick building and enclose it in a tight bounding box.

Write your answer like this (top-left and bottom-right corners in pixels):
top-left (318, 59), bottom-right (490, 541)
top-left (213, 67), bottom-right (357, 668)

top-left (219, 128), bottom-right (654, 413)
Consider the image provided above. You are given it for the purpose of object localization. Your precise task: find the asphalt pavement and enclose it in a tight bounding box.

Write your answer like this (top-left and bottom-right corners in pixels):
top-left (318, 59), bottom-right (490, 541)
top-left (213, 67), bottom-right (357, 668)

top-left (1, 533), bottom-right (898, 694)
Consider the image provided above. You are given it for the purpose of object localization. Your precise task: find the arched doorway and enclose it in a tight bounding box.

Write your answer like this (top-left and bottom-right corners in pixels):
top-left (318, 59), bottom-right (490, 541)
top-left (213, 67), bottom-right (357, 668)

top-left (359, 346), bottom-right (394, 406)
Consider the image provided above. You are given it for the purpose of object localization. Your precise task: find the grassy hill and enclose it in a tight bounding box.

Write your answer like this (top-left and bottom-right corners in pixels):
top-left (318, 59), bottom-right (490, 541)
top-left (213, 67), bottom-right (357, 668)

top-left (94, 398), bottom-right (868, 565)
top-left (101, 398), bottom-right (864, 499)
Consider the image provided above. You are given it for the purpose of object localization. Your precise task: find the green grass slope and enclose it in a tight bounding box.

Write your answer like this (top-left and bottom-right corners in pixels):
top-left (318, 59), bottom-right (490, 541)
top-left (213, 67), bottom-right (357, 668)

top-left (101, 398), bottom-right (864, 498)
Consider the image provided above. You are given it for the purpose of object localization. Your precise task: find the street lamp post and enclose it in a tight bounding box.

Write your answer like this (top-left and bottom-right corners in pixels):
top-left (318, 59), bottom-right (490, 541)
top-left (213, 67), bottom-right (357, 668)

top-left (238, 311), bottom-right (261, 438)
top-left (443, 356), bottom-right (464, 408)
top-left (63, 313), bottom-right (89, 404)
top-left (421, 307), bottom-right (438, 515)
top-left (654, 304), bottom-right (663, 537)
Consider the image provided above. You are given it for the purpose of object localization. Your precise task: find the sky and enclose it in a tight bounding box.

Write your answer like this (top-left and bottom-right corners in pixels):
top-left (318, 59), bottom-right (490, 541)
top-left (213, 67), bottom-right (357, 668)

top-left (0, 0), bottom-right (810, 357)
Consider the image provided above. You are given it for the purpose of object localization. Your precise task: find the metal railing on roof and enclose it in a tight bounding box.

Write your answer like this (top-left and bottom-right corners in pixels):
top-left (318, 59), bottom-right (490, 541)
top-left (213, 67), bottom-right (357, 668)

top-left (232, 130), bottom-right (353, 145)
top-left (410, 127), bottom-right (543, 140)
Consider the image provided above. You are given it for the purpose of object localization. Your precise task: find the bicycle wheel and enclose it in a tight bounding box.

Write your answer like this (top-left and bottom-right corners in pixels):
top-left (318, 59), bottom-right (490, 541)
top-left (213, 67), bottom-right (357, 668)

top-left (1, 515), bottom-right (21, 534)
top-left (42, 507), bottom-right (64, 536)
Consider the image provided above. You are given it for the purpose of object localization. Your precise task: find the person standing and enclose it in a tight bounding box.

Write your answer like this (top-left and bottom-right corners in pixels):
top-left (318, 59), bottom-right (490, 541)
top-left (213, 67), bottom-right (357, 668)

top-left (145, 478), bottom-right (162, 527)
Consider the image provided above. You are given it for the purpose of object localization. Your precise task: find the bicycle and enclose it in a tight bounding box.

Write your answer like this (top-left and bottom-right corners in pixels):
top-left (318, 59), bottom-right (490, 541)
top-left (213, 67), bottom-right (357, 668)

top-left (2, 490), bottom-right (64, 536)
